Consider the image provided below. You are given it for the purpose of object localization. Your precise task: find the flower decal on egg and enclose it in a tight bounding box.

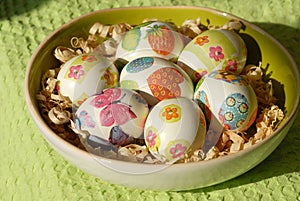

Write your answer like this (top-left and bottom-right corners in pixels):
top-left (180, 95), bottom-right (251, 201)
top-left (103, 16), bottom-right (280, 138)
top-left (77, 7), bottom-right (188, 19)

top-left (102, 68), bottom-right (118, 87)
top-left (68, 65), bottom-right (85, 80)
top-left (160, 104), bottom-right (181, 122)
top-left (209, 46), bottom-right (224, 62)
top-left (225, 59), bottom-right (238, 72)
top-left (218, 93), bottom-right (249, 130)
top-left (194, 35), bottom-right (209, 46)
top-left (81, 54), bottom-right (97, 62)
top-left (165, 140), bottom-right (190, 160)
top-left (145, 127), bottom-right (160, 152)
top-left (209, 70), bottom-right (247, 86)
top-left (170, 144), bottom-right (187, 158)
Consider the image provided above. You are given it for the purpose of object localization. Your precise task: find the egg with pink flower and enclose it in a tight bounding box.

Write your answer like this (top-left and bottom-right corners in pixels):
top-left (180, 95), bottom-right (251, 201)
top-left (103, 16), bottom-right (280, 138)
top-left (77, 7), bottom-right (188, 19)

top-left (144, 97), bottom-right (206, 163)
top-left (57, 52), bottom-right (119, 106)
top-left (177, 29), bottom-right (247, 83)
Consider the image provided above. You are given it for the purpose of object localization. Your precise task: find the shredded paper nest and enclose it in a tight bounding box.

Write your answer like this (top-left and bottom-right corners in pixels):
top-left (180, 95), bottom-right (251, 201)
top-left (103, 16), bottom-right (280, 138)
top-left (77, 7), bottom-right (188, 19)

top-left (36, 18), bottom-right (285, 164)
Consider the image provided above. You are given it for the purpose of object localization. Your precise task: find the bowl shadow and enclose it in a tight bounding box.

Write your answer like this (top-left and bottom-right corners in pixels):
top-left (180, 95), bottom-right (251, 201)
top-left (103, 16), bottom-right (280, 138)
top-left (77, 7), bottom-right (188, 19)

top-left (0, 0), bottom-right (49, 19)
top-left (180, 22), bottom-right (300, 193)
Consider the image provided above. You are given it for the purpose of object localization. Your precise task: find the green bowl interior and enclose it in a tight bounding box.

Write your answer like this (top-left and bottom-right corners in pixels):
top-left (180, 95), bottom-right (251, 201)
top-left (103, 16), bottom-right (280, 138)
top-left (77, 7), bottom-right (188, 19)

top-left (28, 6), bottom-right (299, 133)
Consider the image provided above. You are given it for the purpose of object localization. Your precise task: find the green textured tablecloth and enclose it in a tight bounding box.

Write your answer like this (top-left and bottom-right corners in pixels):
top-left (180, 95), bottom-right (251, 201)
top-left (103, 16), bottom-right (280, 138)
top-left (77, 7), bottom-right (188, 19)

top-left (1, 0), bottom-right (299, 200)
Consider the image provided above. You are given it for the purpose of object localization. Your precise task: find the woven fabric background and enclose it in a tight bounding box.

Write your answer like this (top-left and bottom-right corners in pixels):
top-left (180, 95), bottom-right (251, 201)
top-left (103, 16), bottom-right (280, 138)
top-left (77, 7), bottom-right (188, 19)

top-left (1, 0), bottom-right (299, 200)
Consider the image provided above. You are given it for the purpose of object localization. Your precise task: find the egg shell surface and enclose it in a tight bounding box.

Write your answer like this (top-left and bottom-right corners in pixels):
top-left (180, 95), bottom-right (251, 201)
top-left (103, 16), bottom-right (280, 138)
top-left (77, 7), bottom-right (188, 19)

top-left (75, 88), bottom-right (149, 142)
top-left (57, 53), bottom-right (119, 106)
top-left (116, 21), bottom-right (187, 62)
top-left (178, 29), bottom-right (247, 83)
top-left (144, 97), bottom-right (206, 163)
top-left (120, 57), bottom-right (194, 104)
top-left (194, 70), bottom-right (258, 133)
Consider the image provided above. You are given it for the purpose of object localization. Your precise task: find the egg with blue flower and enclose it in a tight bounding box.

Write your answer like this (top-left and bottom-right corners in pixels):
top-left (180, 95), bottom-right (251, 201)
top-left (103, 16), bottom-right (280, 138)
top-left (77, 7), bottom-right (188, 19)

top-left (194, 70), bottom-right (258, 133)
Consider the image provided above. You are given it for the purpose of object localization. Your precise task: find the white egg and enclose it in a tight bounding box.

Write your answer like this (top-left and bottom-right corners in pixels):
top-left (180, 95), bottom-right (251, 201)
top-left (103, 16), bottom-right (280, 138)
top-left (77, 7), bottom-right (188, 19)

top-left (57, 52), bottom-right (119, 106)
top-left (144, 97), bottom-right (206, 163)
top-left (120, 57), bottom-right (194, 105)
top-left (194, 70), bottom-right (257, 152)
top-left (75, 88), bottom-right (149, 146)
top-left (116, 21), bottom-right (187, 62)
top-left (178, 29), bottom-right (247, 83)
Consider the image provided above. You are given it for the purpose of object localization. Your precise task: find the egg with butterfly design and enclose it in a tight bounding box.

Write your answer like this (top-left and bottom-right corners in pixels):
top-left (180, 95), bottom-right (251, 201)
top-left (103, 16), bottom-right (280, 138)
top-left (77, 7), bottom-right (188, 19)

top-left (75, 88), bottom-right (149, 146)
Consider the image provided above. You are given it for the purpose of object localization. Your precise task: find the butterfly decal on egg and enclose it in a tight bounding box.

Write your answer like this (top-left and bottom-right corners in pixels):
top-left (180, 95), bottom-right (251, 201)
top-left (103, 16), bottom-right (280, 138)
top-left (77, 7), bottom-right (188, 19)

top-left (90, 88), bottom-right (137, 127)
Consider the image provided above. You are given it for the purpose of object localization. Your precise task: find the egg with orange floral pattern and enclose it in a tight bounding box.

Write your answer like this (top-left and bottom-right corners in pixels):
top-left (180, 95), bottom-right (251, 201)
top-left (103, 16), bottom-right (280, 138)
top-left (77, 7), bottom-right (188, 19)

top-left (57, 52), bottom-right (119, 106)
top-left (144, 97), bottom-right (206, 163)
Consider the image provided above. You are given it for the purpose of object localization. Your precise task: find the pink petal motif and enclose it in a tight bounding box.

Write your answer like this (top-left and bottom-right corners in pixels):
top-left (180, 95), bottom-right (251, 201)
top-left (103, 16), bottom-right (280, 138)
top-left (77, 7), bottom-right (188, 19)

top-left (96, 88), bottom-right (137, 127)
top-left (110, 103), bottom-right (137, 125)
top-left (170, 143), bottom-right (187, 159)
top-left (146, 130), bottom-right (157, 147)
top-left (100, 105), bottom-right (115, 126)
top-left (209, 46), bottom-right (224, 62)
top-left (99, 103), bottom-right (137, 127)
top-left (225, 59), bottom-right (238, 72)
top-left (68, 65), bottom-right (85, 79)
top-left (91, 88), bottom-right (121, 108)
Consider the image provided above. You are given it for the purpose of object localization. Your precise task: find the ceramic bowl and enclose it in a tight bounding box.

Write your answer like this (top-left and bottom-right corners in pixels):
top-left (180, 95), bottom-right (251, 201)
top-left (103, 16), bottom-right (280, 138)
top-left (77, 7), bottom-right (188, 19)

top-left (24, 6), bottom-right (300, 191)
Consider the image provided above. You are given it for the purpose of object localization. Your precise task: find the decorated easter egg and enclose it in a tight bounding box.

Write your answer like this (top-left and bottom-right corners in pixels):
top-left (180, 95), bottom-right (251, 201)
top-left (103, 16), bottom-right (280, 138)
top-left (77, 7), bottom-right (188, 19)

top-left (178, 29), bottom-right (247, 83)
top-left (120, 57), bottom-right (194, 105)
top-left (57, 52), bottom-right (119, 106)
top-left (144, 97), bottom-right (206, 163)
top-left (194, 70), bottom-right (257, 132)
top-left (75, 88), bottom-right (149, 146)
top-left (116, 21), bottom-right (187, 62)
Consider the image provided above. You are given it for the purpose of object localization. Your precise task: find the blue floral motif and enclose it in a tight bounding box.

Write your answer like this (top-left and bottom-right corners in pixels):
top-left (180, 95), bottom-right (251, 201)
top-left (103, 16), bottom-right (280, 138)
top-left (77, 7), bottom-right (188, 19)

top-left (218, 93), bottom-right (249, 130)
